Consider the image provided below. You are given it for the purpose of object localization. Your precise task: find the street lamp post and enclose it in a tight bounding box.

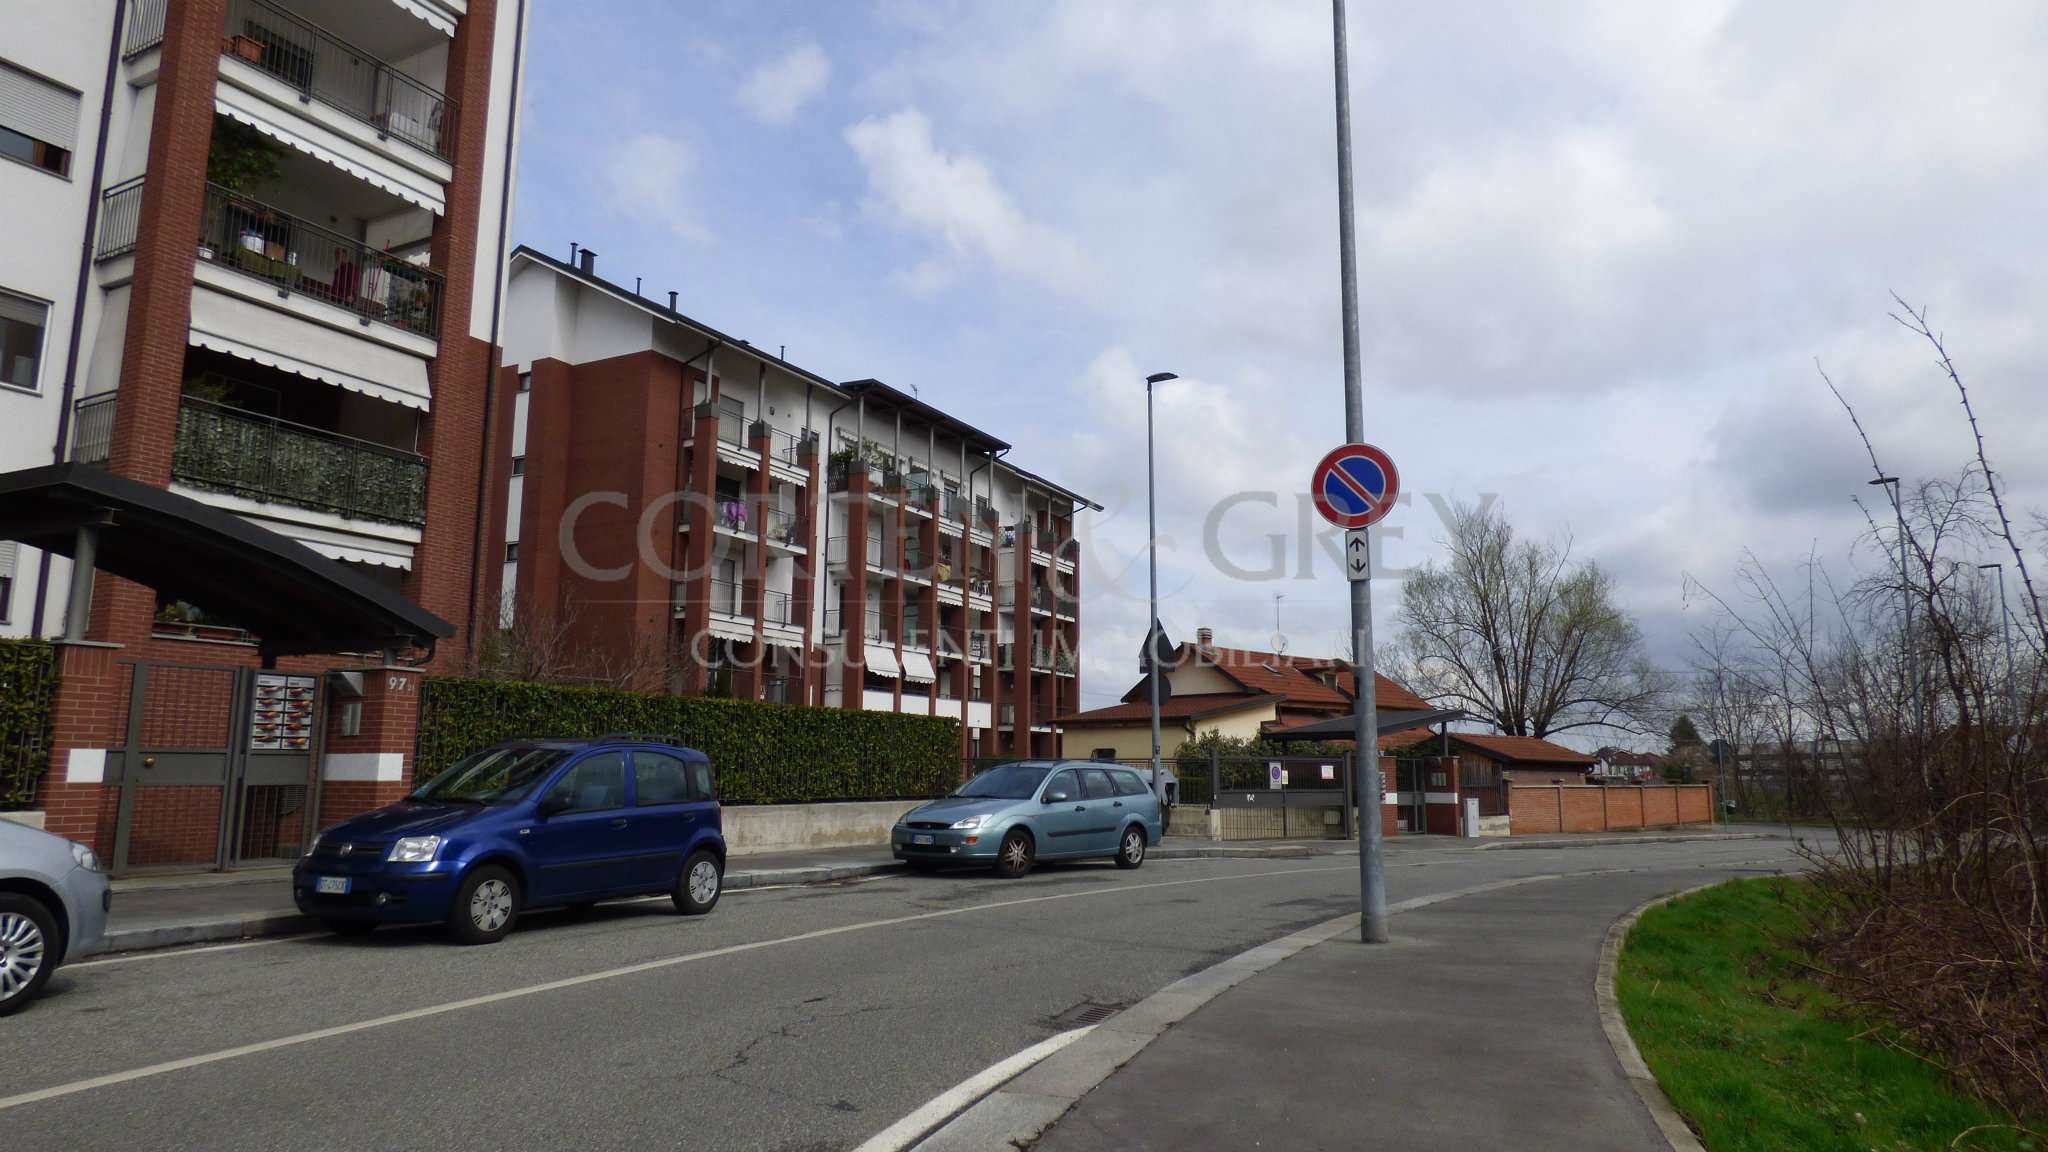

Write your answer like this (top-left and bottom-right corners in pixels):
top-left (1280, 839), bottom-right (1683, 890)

top-left (1145, 371), bottom-right (1178, 801)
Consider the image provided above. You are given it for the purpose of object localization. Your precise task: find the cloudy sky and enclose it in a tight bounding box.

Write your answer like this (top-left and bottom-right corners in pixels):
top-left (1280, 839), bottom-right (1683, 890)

top-left (512, 0), bottom-right (2048, 735)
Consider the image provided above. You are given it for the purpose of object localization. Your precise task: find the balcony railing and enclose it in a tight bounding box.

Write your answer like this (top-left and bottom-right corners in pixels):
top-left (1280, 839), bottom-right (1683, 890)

top-left (761, 588), bottom-right (793, 626)
top-left (767, 427), bottom-right (803, 466)
top-left (94, 177), bottom-right (144, 260)
top-left (709, 579), bottom-right (745, 617)
top-left (125, 0), bottom-right (168, 56)
top-left (1031, 647), bottom-right (1054, 672)
top-left (940, 489), bottom-right (969, 524)
top-left (200, 183), bottom-right (444, 339)
top-left (763, 508), bottom-right (802, 546)
top-left (760, 676), bottom-right (794, 704)
top-left (716, 415), bottom-right (745, 448)
top-left (171, 397), bottom-right (427, 525)
top-left (70, 394), bottom-right (118, 464)
top-left (221, 0), bottom-right (455, 158)
top-left (968, 573), bottom-right (994, 598)
top-left (1031, 589), bottom-right (1054, 615)
top-left (903, 544), bottom-right (928, 573)
top-left (714, 498), bottom-right (749, 533)
top-left (827, 535), bottom-right (884, 568)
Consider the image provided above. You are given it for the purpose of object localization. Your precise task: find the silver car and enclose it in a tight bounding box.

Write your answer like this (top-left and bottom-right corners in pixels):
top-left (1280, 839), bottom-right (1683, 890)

top-left (0, 819), bottom-right (112, 1015)
top-left (894, 761), bottom-right (1165, 877)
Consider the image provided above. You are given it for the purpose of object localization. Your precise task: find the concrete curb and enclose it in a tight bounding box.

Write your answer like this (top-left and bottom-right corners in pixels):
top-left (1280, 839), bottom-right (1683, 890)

top-left (99, 912), bottom-right (316, 955)
top-left (1479, 832), bottom-right (1768, 851)
top-left (1594, 884), bottom-right (1717, 1152)
top-left (905, 872), bottom-right (1572, 1151)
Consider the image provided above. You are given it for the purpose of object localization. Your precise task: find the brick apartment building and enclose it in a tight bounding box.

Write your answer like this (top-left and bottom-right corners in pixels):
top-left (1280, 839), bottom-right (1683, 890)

top-left (0, 0), bottom-right (528, 871)
top-left (490, 246), bottom-right (1094, 760)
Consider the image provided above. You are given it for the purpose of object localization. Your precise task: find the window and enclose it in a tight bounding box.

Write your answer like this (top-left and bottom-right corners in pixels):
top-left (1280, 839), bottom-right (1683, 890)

top-left (510, 455), bottom-right (525, 476)
top-left (1113, 771), bottom-right (1150, 797)
top-left (517, 372), bottom-right (531, 393)
top-left (0, 290), bottom-right (48, 392)
top-left (633, 751), bottom-right (691, 806)
top-left (504, 541), bottom-right (519, 563)
top-left (1043, 768), bottom-right (1079, 801)
top-left (1080, 768), bottom-right (1118, 800)
top-left (0, 60), bottom-right (79, 179)
top-left (0, 540), bottom-right (13, 624)
top-left (688, 760), bottom-right (714, 802)
top-left (542, 752), bottom-right (626, 813)
top-left (1091, 748), bottom-right (1117, 761)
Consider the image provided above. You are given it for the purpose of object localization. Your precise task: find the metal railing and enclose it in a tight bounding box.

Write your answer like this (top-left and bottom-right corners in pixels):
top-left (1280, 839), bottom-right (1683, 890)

top-left (94, 177), bottom-right (144, 260)
top-left (968, 573), bottom-right (994, 598)
top-left (940, 489), bottom-right (969, 523)
top-left (124, 0), bottom-right (168, 55)
top-left (172, 397), bottom-right (427, 525)
top-left (709, 579), bottom-right (746, 617)
top-left (763, 507), bottom-right (802, 546)
top-left (1031, 589), bottom-right (1054, 615)
top-left (903, 543), bottom-right (928, 572)
top-left (760, 676), bottom-right (794, 704)
top-left (827, 535), bottom-right (885, 568)
top-left (767, 427), bottom-right (802, 465)
top-left (1031, 646), bottom-right (1054, 672)
top-left (200, 182), bottom-right (444, 339)
top-left (70, 393), bottom-right (118, 464)
top-left (716, 415), bottom-right (745, 447)
top-left (761, 588), bottom-right (793, 626)
top-left (714, 498), bottom-right (749, 533)
top-left (221, 0), bottom-right (455, 158)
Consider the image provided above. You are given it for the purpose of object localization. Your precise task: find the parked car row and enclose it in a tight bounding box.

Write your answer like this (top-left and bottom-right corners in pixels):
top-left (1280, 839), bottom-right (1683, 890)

top-left (0, 746), bottom-right (1159, 1016)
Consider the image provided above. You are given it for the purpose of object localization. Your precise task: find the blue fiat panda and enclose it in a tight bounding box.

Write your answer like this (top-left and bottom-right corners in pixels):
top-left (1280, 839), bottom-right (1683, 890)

top-left (293, 738), bottom-right (724, 943)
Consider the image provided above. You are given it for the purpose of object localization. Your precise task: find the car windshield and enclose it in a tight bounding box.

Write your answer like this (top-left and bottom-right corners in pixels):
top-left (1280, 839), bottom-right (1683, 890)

top-left (409, 746), bottom-right (571, 804)
top-left (955, 763), bottom-right (1051, 799)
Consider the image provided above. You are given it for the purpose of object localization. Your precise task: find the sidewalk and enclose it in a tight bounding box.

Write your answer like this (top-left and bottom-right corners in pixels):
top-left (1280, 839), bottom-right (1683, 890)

top-left (983, 866), bottom-right (1736, 1152)
top-left (97, 836), bottom-right (1360, 954)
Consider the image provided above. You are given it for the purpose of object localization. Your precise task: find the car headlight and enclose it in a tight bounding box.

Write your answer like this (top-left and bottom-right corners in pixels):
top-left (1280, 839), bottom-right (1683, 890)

top-left (303, 832), bottom-right (324, 858)
top-left (949, 814), bottom-right (989, 830)
top-left (70, 841), bottom-right (104, 873)
top-left (387, 835), bottom-right (442, 863)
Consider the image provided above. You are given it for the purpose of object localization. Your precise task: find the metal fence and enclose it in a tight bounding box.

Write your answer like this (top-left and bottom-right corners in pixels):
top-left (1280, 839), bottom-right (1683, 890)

top-left (95, 177), bottom-right (144, 260)
top-left (70, 393), bottom-right (117, 464)
top-left (171, 397), bottom-right (429, 525)
top-left (222, 0), bottom-right (455, 157)
top-left (123, 0), bottom-right (167, 56)
top-left (199, 182), bottom-right (444, 339)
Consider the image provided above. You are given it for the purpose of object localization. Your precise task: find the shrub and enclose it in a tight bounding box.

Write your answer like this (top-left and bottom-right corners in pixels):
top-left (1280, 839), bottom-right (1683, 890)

top-left (0, 639), bottom-right (56, 810)
top-left (416, 677), bottom-right (962, 805)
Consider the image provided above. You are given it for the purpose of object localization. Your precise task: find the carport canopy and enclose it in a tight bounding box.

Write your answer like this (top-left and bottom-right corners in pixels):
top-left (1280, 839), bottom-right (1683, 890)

top-left (0, 463), bottom-right (453, 658)
top-left (1263, 707), bottom-right (1466, 742)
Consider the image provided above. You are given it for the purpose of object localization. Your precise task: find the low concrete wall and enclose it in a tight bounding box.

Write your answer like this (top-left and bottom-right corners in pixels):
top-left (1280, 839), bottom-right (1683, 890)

top-left (1475, 815), bottom-right (1511, 838)
top-left (722, 800), bottom-right (927, 856)
top-left (1, 811), bottom-right (48, 831)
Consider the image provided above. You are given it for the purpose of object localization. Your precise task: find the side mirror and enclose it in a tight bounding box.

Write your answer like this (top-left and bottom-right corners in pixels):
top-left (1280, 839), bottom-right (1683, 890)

top-left (1043, 788), bottom-right (1071, 804)
top-left (535, 792), bottom-right (571, 819)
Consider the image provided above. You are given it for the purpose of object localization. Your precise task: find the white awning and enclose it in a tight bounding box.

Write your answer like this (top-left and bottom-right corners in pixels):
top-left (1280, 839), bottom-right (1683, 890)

top-left (215, 92), bottom-right (444, 215)
top-left (189, 286), bottom-right (432, 411)
top-left (304, 541), bottom-right (412, 570)
top-left (901, 651), bottom-right (936, 685)
top-left (386, 0), bottom-right (457, 36)
top-left (864, 645), bottom-right (901, 678)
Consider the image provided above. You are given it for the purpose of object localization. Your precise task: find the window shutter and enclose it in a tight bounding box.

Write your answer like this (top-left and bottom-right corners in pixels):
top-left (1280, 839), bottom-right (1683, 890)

top-left (0, 61), bottom-right (81, 150)
top-left (0, 292), bottom-right (46, 327)
top-left (0, 540), bottom-right (17, 579)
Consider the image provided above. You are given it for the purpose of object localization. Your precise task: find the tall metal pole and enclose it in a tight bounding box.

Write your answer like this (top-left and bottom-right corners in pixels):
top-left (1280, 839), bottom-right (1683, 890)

top-left (1333, 0), bottom-right (1387, 944)
top-left (1983, 563), bottom-right (2019, 755)
top-left (1146, 378), bottom-right (1163, 799)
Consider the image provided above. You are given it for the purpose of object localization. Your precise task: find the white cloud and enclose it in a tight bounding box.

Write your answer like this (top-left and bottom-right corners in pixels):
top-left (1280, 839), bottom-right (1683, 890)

top-left (737, 41), bottom-right (832, 125)
top-left (844, 108), bottom-right (1090, 293)
top-left (594, 131), bottom-right (702, 240)
top-left (894, 259), bottom-right (952, 297)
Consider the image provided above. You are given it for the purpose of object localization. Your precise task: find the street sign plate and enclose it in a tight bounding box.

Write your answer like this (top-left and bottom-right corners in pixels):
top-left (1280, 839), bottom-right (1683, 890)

top-left (1268, 762), bottom-right (1284, 789)
top-left (1345, 529), bottom-right (1370, 582)
top-left (1310, 443), bottom-right (1399, 530)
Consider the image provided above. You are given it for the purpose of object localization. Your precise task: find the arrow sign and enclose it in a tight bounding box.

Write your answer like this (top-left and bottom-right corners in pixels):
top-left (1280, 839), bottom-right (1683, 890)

top-left (1345, 529), bottom-right (1370, 582)
top-left (1311, 443), bottom-right (1400, 531)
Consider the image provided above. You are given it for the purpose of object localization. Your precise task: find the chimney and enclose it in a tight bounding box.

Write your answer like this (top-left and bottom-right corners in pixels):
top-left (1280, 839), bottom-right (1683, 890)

top-left (668, 291), bottom-right (678, 311)
top-left (578, 248), bottom-right (597, 276)
top-left (1196, 626), bottom-right (1213, 647)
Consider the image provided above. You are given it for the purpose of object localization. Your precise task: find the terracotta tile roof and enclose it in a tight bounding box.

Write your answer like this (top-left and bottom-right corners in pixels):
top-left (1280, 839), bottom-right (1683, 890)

top-left (1057, 693), bottom-right (1283, 726)
top-left (1124, 643), bottom-right (1432, 713)
top-left (1392, 731), bottom-right (1599, 766)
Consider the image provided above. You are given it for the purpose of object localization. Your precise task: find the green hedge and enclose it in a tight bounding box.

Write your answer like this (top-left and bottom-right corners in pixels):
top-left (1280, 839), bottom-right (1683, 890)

top-left (415, 677), bottom-right (963, 805)
top-left (0, 639), bottom-right (57, 810)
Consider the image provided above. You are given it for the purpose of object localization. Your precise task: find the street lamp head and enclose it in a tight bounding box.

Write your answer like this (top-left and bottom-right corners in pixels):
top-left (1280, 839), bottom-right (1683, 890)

top-left (1145, 372), bottom-right (1179, 385)
top-left (1868, 476), bottom-right (1898, 487)
top-left (1978, 562), bottom-right (2002, 571)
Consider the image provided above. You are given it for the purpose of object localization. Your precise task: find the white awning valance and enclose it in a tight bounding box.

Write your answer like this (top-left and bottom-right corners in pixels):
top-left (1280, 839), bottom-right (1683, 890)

top-left (189, 285), bottom-right (432, 411)
top-left (215, 92), bottom-right (444, 215)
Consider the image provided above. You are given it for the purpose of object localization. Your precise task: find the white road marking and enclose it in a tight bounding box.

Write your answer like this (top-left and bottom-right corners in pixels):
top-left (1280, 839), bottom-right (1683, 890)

top-left (68, 934), bottom-right (320, 969)
top-left (852, 1027), bottom-right (1097, 1152)
top-left (0, 863), bottom-right (1351, 1113)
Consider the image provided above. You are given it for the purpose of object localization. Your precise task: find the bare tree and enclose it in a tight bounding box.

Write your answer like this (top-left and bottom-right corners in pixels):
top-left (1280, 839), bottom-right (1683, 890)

top-left (1388, 502), bottom-right (1664, 738)
top-left (473, 594), bottom-right (676, 690)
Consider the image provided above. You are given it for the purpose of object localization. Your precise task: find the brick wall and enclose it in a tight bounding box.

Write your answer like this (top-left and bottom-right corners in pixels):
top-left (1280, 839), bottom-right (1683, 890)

top-left (1508, 785), bottom-right (1715, 835)
top-left (37, 644), bottom-right (129, 854)
top-left (317, 668), bottom-right (420, 830)
top-left (136, 665), bottom-right (235, 747)
top-left (126, 784), bottom-right (223, 867)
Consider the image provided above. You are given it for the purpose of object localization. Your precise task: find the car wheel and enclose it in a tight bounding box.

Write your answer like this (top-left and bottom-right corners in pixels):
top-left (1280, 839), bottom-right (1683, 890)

top-left (448, 865), bottom-right (520, 945)
top-left (1115, 826), bottom-right (1147, 870)
top-left (0, 893), bottom-right (58, 1017)
top-left (321, 919), bottom-right (377, 937)
top-left (673, 849), bottom-right (722, 916)
top-left (993, 829), bottom-right (1034, 878)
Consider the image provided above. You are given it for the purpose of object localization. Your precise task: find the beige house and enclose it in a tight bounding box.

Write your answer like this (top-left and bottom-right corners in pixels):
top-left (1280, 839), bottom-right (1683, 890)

top-left (1059, 693), bottom-right (1285, 760)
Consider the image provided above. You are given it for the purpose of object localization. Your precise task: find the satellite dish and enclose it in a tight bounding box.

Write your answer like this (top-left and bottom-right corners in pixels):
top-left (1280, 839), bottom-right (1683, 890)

top-left (1271, 631), bottom-right (1288, 654)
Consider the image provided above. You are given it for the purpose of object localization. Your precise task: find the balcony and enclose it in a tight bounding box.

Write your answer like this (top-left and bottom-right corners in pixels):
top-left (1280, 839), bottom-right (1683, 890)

top-left (95, 178), bottom-right (144, 260)
top-left (762, 508), bottom-right (805, 551)
top-left (826, 535), bottom-right (885, 570)
top-left (125, 0), bottom-right (168, 56)
top-left (1031, 646), bottom-right (1054, 673)
top-left (115, 395), bottom-right (429, 526)
top-left (1031, 589), bottom-right (1054, 617)
top-left (220, 0), bottom-right (455, 160)
top-left (709, 579), bottom-right (747, 620)
top-left (195, 183), bottom-right (443, 339)
top-left (760, 588), bottom-right (795, 627)
top-left (822, 607), bottom-right (884, 641)
top-left (939, 489), bottom-right (970, 526)
top-left (712, 497), bottom-right (752, 535)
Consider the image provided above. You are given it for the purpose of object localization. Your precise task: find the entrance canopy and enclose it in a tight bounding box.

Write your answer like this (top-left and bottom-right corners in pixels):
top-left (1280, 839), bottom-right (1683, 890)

top-left (1264, 707), bottom-right (1466, 743)
top-left (0, 463), bottom-right (453, 657)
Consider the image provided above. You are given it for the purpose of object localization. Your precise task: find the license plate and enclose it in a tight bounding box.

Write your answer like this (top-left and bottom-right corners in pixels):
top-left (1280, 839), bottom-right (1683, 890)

top-left (912, 834), bottom-right (934, 846)
top-left (316, 876), bottom-right (350, 895)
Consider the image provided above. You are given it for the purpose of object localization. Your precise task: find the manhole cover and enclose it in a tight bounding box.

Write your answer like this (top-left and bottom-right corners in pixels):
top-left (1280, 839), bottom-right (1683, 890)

top-left (1048, 1000), bottom-right (1123, 1029)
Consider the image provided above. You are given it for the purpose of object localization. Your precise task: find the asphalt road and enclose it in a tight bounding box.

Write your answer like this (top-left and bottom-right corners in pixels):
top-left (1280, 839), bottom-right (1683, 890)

top-left (1, 834), bottom-right (1819, 1151)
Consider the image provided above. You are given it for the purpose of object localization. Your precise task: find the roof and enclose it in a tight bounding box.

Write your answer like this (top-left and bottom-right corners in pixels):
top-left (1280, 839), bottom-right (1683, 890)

top-left (1383, 730), bottom-right (1601, 767)
top-left (1057, 693), bottom-right (1283, 727)
top-left (1121, 642), bottom-right (1432, 713)
top-left (1263, 708), bottom-right (1468, 742)
top-left (836, 378), bottom-right (1008, 457)
top-left (0, 463), bottom-right (452, 657)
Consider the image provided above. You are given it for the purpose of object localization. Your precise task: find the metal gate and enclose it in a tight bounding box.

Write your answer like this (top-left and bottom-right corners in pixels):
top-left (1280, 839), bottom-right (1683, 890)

top-left (109, 661), bottom-right (320, 875)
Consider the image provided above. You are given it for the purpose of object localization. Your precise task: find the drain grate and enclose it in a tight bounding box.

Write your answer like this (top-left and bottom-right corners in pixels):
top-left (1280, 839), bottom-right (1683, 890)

top-left (1048, 1000), bottom-right (1123, 1029)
